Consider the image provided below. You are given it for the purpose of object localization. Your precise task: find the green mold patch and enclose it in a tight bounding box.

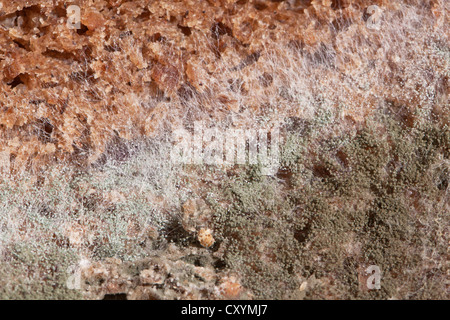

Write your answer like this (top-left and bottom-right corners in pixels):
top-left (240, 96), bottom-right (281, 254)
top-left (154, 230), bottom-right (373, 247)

top-left (206, 109), bottom-right (449, 299)
top-left (208, 171), bottom-right (302, 299)
top-left (0, 242), bottom-right (81, 300)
